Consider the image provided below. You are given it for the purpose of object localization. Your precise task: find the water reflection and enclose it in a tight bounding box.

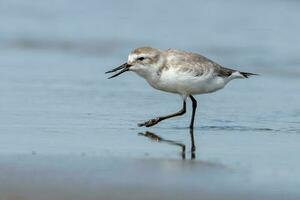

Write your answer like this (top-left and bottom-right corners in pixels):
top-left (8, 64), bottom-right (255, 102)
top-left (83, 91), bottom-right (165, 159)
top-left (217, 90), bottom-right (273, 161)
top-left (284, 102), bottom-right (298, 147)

top-left (138, 129), bottom-right (196, 160)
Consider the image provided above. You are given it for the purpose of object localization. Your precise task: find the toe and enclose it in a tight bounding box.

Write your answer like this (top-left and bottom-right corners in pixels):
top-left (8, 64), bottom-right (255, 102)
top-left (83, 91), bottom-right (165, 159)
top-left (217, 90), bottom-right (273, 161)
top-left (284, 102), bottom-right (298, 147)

top-left (138, 118), bottom-right (160, 128)
top-left (138, 123), bottom-right (146, 127)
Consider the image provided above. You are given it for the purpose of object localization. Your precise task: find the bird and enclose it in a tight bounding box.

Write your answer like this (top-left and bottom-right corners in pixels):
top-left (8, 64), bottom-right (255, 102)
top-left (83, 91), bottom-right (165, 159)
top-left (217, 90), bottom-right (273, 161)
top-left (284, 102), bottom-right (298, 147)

top-left (106, 46), bottom-right (257, 131)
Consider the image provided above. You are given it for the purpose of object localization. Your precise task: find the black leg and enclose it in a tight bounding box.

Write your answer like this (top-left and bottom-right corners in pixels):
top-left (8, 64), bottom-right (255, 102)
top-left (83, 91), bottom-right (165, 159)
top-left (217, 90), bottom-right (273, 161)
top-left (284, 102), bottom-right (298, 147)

top-left (138, 100), bottom-right (186, 127)
top-left (190, 128), bottom-right (196, 159)
top-left (189, 95), bottom-right (197, 129)
top-left (189, 95), bottom-right (197, 156)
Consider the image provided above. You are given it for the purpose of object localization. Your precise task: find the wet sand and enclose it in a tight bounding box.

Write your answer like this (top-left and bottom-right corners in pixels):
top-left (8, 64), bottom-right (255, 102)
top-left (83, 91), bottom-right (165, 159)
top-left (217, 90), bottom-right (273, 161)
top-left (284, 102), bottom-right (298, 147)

top-left (1, 0), bottom-right (300, 199)
top-left (1, 155), bottom-right (299, 200)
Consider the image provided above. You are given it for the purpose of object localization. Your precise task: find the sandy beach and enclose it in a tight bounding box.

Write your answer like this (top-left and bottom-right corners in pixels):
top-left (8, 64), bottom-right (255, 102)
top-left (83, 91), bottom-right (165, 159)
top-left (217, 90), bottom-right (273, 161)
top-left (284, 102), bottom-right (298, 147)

top-left (1, 0), bottom-right (300, 199)
top-left (1, 154), bottom-right (299, 200)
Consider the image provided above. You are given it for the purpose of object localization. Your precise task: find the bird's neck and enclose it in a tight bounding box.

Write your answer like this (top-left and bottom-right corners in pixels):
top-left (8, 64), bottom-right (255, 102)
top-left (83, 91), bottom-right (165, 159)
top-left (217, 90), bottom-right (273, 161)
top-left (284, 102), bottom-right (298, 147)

top-left (136, 70), bottom-right (160, 87)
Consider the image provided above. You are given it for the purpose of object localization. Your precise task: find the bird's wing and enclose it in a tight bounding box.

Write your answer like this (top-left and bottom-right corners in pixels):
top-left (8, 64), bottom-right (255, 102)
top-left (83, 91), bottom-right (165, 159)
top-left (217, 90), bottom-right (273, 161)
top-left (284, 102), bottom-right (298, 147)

top-left (163, 49), bottom-right (226, 77)
top-left (163, 49), bottom-right (258, 78)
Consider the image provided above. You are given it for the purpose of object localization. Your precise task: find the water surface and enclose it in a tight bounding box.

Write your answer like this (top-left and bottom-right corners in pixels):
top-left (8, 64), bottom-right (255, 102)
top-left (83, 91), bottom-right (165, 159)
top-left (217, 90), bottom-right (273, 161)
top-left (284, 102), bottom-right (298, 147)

top-left (0, 0), bottom-right (300, 199)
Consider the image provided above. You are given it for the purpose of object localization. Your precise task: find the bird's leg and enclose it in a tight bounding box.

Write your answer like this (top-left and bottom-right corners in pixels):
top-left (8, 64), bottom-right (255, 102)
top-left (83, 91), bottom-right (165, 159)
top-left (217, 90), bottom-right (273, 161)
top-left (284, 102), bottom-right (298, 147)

top-left (189, 95), bottom-right (197, 155)
top-left (190, 128), bottom-right (196, 159)
top-left (138, 100), bottom-right (186, 127)
top-left (189, 95), bottom-right (197, 129)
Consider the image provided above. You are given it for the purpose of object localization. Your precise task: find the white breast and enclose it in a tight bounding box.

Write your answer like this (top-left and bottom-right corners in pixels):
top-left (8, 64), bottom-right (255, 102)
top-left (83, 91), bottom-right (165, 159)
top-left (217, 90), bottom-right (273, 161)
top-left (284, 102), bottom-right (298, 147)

top-left (150, 68), bottom-right (227, 96)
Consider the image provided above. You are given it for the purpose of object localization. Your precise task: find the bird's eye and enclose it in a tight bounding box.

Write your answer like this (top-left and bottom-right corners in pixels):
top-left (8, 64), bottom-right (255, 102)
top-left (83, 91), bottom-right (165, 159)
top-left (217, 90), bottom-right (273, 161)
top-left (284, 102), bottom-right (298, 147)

top-left (137, 57), bottom-right (145, 61)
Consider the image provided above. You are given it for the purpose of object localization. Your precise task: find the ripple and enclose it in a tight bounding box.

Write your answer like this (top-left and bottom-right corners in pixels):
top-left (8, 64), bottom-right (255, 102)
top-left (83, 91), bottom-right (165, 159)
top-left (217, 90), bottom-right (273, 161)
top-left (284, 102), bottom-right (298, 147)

top-left (159, 125), bottom-right (283, 133)
top-left (200, 125), bottom-right (279, 132)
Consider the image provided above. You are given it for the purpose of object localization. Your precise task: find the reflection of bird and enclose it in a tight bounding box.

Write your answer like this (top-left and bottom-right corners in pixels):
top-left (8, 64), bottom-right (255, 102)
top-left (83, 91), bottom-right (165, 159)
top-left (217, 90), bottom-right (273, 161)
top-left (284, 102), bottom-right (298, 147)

top-left (139, 131), bottom-right (186, 159)
top-left (106, 47), bottom-right (257, 129)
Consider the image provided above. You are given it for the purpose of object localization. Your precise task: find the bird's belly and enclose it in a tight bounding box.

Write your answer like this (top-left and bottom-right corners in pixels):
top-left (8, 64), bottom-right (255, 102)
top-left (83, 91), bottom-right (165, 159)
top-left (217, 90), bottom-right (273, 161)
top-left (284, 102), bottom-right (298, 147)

top-left (152, 72), bottom-right (226, 96)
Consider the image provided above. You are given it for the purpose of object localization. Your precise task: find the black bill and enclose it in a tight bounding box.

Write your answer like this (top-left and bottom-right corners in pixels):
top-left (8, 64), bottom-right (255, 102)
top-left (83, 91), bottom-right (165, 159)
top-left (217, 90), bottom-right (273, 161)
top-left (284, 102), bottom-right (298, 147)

top-left (105, 63), bottom-right (131, 79)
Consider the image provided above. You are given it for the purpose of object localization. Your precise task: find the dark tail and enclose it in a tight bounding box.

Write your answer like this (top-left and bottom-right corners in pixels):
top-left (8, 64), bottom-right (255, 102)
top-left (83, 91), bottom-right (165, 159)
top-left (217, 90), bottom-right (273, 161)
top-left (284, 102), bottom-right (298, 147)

top-left (240, 71), bottom-right (259, 78)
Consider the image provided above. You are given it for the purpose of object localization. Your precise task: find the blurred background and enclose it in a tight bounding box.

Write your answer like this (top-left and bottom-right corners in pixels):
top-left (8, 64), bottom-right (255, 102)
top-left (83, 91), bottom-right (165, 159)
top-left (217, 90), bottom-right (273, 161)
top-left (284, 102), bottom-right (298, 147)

top-left (0, 0), bottom-right (300, 199)
top-left (1, 0), bottom-right (300, 74)
top-left (0, 0), bottom-right (299, 153)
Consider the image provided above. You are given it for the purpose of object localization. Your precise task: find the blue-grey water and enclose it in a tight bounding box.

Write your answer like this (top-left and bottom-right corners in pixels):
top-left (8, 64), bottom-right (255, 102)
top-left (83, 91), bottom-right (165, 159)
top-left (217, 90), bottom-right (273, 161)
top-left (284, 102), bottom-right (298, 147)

top-left (0, 0), bottom-right (300, 199)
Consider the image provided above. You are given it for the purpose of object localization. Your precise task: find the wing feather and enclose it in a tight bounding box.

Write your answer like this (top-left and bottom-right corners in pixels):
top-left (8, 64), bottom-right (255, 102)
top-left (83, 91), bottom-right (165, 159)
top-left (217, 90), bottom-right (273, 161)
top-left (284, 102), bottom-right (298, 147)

top-left (163, 49), bottom-right (223, 77)
top-left (161, 48), bottom-right (257, 79)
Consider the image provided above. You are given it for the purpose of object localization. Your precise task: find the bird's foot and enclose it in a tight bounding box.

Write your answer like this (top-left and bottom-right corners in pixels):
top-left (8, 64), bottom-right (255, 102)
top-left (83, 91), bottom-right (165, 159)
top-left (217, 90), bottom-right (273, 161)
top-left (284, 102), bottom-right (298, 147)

top-left (138, 118), bottom-right (160, 127)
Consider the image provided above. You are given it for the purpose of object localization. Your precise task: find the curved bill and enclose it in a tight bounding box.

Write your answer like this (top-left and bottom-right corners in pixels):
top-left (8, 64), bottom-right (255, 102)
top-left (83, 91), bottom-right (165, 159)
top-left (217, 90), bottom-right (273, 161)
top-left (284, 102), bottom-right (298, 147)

top-left (105, 63), bottom-right (131, 79)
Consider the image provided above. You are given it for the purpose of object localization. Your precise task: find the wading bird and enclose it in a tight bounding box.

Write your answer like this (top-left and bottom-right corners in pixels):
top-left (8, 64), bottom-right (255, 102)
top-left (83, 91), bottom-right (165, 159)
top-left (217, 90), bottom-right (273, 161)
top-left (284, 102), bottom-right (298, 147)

top-left (106, 47), bottom-right (257, 151)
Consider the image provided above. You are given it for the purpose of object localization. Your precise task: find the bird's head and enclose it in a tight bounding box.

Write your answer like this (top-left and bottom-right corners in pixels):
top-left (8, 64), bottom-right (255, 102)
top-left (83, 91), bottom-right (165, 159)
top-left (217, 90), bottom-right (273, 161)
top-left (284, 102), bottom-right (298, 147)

top-left (106, 47), bottom-right (165, 79)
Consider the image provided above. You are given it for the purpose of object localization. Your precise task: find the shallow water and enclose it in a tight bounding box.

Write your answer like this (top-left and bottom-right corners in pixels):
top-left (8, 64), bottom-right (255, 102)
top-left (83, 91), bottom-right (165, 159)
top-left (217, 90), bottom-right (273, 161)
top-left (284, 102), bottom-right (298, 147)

top-left (0, 0), bottom-right (300, 199)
